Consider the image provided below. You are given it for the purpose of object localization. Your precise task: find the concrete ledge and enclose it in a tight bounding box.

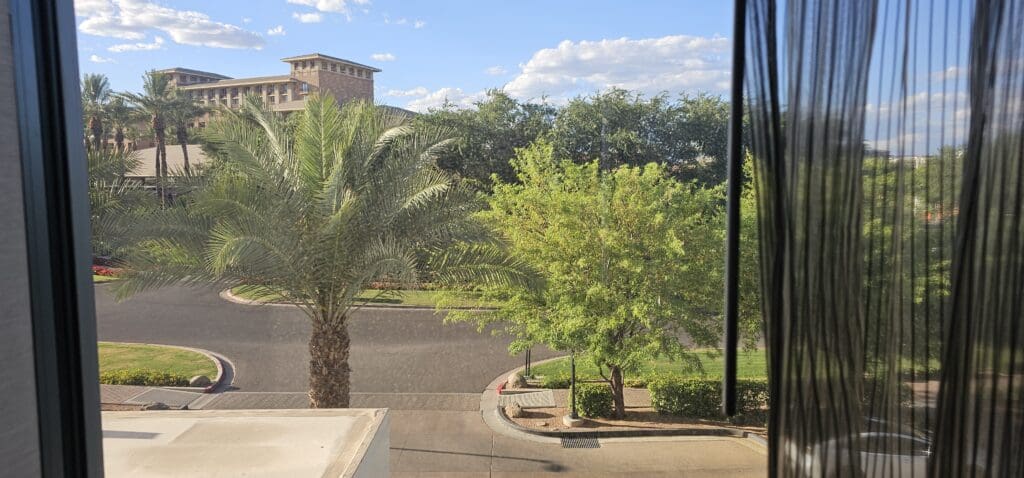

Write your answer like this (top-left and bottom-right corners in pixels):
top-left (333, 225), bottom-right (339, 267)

top-left (102, 408), bottom-right (390, 477)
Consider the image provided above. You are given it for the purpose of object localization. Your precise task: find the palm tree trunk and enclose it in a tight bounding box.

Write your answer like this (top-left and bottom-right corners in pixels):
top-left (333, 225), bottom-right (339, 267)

top-left (177, 127), bottom-right (190, 175)
top-left (89, 115), bottom-right (102, 151)
top-left (115, 127), bottom-right (124, 153)
top-left (308, 318), bottom-right (351, 408)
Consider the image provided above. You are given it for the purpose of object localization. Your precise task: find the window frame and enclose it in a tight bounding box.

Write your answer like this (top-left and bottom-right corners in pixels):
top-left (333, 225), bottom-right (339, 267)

top-left (9, 0), bottom-right (104, 476)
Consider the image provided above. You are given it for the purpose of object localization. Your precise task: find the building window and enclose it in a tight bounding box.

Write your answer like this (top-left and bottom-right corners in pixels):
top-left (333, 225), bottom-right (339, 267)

top-left (269, 96), bottom-right (276, 104)
top-left (281, 94), bottom-right (288, 102)
top-left (301, 83), bottom-right (310, 94)
top-left (231, 88), bottom-right (238, 97)
top-left (220, 88), bottom-right (227, 97)
top-left (256, 86), bottom-right (262, 94)
top-left (190, 75), bottom-right (197, 82)
top-left (322, 61), bottom-right (327, 69)
top-left (347, 67), bottom-right (353, 75)
top-left (330, 63), bottom-right (337, 72)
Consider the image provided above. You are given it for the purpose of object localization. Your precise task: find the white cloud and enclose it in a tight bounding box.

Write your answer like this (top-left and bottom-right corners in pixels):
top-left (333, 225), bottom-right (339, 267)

top-left (485, 65), bottom-right (507, 76)
top-left (89, 54), bottom-right (116, 63)
top-left (865, 90), bottom-right (971, 154)
top-left (932, 66), bottom-right (965, 82)
top-left (287, 0), bottom-right (370, 19)
top-left (386, 86), bottom-right (429, 97)
top-left (371, 52), bottom-right (396, 62)
top-left (504, 35), bottom-right (731, 101)
top-left (75, 0), bottom-right (264, 49)
top-left (414, 20), bottom-right (426, 29)
top-left (107, 36), bottom-right (164, 52)
top-left (292, 12), bottom-right (323, 23)
top-left (402, 87), bottom-right (487, 112)
top-left (267, 25), bottom-right (286, 36)
top-left (242, 17), bottom-right (252, 24)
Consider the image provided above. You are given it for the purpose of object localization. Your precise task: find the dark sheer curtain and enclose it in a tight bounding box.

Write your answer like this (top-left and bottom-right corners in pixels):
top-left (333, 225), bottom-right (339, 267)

top-left (743, 0), bottom-right (1023, 476)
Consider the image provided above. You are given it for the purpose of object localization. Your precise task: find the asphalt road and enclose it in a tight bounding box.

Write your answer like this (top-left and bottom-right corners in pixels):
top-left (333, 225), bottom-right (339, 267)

top-left (93, 284), bottom-right (556, 393)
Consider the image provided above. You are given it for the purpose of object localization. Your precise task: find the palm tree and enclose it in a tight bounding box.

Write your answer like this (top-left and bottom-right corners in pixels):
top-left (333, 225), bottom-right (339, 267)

top-left (104, 97), bottom-right (136, 155)
top-left (81, 73), bottom-right (112, 151)
top-left (118, 71), bottom-right (174, 183)
top-left (115, 95), bottom-right (501, 407)
top-left (88, 149), bottom-right (151, 258)
top-left (166, 93), bottom-right (208, 175)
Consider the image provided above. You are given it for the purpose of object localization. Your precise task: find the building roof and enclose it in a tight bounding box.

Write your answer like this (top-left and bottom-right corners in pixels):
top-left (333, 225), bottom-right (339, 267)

top-left (128, 144), bottom-right (209, 177)
top-left (155, 67), bottom-right (232, 80)
top-left (280, 53), bottom-right (381, 72)
top-left (179, 75), bottom-right (296, 90)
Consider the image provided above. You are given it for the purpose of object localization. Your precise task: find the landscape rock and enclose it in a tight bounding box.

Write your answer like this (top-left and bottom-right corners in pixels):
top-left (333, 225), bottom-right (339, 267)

top-left (504, 402), bottom-right (524, 418)
top-left (189, 375), bottom-right (212, 387)
top-left (142, 402), bottom-right (169, 411)
top-left (506, 372), bottom-right (527, 389)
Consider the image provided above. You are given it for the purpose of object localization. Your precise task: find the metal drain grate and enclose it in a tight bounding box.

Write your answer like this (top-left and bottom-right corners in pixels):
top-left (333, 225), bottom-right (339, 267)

top-left (561, 435), bottom-right (600, 449)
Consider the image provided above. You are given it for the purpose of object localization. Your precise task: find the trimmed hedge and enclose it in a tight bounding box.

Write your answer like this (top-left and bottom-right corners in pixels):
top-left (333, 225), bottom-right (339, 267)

top-left (569, 383), bottom-right (614, 418)
top-left (100, 368), bottom-right (190, 387)
top-left (649, 378), bottom-right (768, 425)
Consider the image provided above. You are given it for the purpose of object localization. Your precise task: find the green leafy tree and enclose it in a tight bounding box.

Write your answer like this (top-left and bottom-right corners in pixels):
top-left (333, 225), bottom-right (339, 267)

top-left (81, 73), bottom-right (112, 151)
top-left (447, 141), bottom-right (728, 417)
top-left (551, 89), bottom-right (733, 185)
top-left (116, 96), bottom-right (491, 408)
top-left (417, 90), bottom-right (555, 188)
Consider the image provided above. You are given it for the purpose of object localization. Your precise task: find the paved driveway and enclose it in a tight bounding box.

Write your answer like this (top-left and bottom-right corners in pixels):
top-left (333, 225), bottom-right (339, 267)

top-left (93, 284), bottom-right (556, 393)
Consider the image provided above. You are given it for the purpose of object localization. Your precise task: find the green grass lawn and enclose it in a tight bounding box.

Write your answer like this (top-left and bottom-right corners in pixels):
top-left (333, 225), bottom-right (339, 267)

top-left (98, 342), bottom-right (218, 378)
top-left (93, 274), bottom-right (119, 283)
top-left (231, 286), bottom-right (497, 308)
top-left (531, 349), bottom-right (768, 382)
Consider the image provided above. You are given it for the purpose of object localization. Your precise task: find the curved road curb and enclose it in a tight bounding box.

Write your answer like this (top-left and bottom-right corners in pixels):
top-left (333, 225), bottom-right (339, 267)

top-left (479, 357), bottom-right (767, 448)
top-left (219, 288), bottom-right (496, 311)
top-left (107, 341), bottom-right (234, 394)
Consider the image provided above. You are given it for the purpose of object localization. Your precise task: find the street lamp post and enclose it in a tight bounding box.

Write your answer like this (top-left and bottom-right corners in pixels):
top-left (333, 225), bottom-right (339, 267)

top-left (570, 350), bottom-right (579, 420)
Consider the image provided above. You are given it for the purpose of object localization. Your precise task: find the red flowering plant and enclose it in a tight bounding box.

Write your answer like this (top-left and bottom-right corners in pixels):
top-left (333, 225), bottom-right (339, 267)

top-left (92, 265), bottom-right (123, 277)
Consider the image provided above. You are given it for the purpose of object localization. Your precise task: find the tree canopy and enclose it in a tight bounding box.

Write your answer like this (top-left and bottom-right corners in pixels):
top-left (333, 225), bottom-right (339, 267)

top-left (446, 141), bottom-right (731, 417)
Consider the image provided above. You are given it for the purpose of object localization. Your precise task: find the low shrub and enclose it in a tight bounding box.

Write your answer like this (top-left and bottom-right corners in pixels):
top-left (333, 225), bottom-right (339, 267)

top-left (648, 378), bottom-right (720, 418)
top-left (863, 378), bottom-right (914, 407)
top-left (539, 374), bottom-right (571, 389)
top-left (649, 378), bottom-right (769, 424)
top-left (569, 383), bottom-right (614, 418)
top-left (100, 368), bottom-right (190, 387)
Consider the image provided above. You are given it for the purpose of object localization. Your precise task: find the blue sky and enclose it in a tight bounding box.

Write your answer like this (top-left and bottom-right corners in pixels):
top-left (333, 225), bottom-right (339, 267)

top-left (73, 0), bottom-right (735, 111)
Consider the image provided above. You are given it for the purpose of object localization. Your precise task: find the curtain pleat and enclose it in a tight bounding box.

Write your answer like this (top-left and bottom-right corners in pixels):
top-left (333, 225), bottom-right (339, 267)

top-left (744, 0), bottom-right (1023, 476)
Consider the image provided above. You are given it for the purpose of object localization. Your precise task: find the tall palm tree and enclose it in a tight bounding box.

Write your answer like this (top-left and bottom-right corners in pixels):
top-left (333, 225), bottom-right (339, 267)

top-left (115, 95), bottom-right (503, 407)
top-left (118, 71), bottom-right (174, 183)
top-left (81, 73), bottom-right (111, 151)
top-left (166, 93), bottom-right (208, 175)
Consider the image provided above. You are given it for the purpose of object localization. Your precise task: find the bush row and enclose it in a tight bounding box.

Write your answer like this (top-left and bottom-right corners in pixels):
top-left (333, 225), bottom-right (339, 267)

top-left (648, 378), bottom-right (769, 425)
top-left (99, 368), bottom-right (190, 387)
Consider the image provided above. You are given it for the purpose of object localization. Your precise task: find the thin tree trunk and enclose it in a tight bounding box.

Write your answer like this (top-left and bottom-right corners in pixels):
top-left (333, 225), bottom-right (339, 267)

top-left (309, 318), bottom-right (351, 408)
top-left (610, 365), bottom-right (626, 418)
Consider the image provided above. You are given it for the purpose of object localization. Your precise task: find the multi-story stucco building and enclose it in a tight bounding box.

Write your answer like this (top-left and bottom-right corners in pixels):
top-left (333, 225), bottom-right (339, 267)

top-left (156, 53), bottom-right (380, 126)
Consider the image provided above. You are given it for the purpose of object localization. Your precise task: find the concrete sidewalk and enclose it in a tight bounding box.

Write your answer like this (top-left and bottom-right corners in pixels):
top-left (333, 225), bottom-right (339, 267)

top-left (388, 410), bottom-right (766, 477)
